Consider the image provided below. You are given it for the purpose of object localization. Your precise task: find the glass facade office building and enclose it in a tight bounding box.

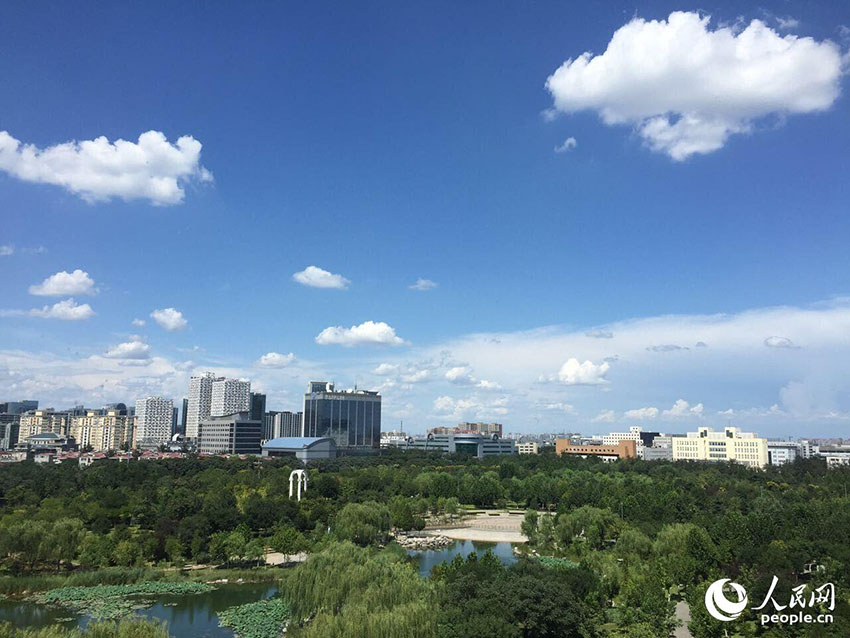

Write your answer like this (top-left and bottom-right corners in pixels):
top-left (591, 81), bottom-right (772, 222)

top-left (302, 381), bottom-right (381, 449)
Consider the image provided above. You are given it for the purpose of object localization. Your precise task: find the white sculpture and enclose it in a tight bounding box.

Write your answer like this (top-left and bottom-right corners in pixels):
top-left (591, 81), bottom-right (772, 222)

top-left (289, 469), bottom-right (308, 501)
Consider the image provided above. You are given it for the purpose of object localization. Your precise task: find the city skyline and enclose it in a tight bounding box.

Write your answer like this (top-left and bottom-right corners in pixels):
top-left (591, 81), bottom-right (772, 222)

top-left (2, 3), bottom-right (850, 437)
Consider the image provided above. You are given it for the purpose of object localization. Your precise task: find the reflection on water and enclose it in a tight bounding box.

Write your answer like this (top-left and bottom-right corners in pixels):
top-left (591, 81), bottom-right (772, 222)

top-left (0, 582), bottom-right (277, 638)
top-left (408, 540), bottom-right (517, 577)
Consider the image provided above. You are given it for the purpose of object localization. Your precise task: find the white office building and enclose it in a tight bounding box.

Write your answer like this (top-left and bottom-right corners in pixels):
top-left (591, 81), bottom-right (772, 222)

top-left (211, 379), bottom-right (251, 417)
top-left (767, 441), bottom-right (799, 466)
top-left (672, 426), bottom-right (768, 468)
top-left (135, 397), bottom-right (174, 449)
top-left (186, 372), bottom-right (220, 439)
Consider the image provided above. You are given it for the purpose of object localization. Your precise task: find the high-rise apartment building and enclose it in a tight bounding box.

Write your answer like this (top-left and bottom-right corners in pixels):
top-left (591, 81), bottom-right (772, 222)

top-left (70, 410), bottom-right (133, 451)
top-left (135, 396), bottom-right (174, 449)
top-left (263, 410), bottom-right (302, 440)
top-left (303, 381), bottom-right (381, 449)
top-left (19, 409), bottom-right (71, 437)
top-left (211, 379), bottom-right (251, 417)
top-left (186, 372), bottom-right (220, 439)
top-left (672, 426), bottom-right (768, 468)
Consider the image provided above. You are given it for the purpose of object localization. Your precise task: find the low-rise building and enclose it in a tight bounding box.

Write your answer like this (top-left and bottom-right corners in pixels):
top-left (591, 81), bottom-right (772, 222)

top-left (197, 412), bottom-right (262, 455)
top-left (517, 441), bottom-right (539, 455)
top-left (380, 430), bottom-right (409, 447)
top-left (555, 439), bottom-right (637, 461)
top-left (767, 441), bottom-right (799, 466)
top-left (819, 446), bottom-right (850, 468)
top-left (643, 446), bottom-right (674, 461)
top-left (602, 426), bottom-right (660, 459)
top-left (261, 436), bottom-right (337, 462)
top-left (393, 432), bottom-right (516, 458)
top-left (15, 432), bottom-right (77, 456)
top-left (672, 427), bottom-right (768, 468)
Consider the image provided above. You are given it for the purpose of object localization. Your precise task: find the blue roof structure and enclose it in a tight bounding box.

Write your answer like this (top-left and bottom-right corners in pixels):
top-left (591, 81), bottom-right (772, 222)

top-left (263, 437), bottom-right (332, 449)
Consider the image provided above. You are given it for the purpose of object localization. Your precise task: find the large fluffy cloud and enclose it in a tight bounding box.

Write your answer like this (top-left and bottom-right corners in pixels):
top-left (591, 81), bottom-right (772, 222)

top-left (150, 308), bottom-right (187, 332)
top-left (29, 269), bottom-right (96, 296)
top-left (315, 321), bottom-right (408, 347)
top-left (0, 130), bottom-right (212, 204)
top-left (292, 266), bottom-right (350, 290)
top-left (546, 12), bottom-right (843, 159)
top-left (558, 358), bottom-right (610, 385)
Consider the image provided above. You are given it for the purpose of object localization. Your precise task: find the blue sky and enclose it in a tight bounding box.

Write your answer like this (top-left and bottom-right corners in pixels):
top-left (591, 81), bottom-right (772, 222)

top-left (2, 1), bottom-right (850, 437)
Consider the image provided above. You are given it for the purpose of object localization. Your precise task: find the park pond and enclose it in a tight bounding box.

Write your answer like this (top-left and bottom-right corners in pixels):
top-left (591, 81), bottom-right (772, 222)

top-left (0, 581), bottom-right (278, 638)
top-left (407, 539), bottom-right (518, 576)
top-left (0, 544), bottom-right (517, 635)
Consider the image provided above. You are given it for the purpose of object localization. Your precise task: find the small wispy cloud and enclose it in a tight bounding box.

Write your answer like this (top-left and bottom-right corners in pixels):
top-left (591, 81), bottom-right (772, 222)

top-left (554, 137), bottom-right (578, 153)
top-left (409, 278), bottom-right (438, 291)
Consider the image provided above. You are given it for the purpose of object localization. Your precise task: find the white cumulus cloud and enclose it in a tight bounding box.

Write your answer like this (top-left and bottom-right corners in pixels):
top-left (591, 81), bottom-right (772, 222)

top-left (557, 358), bottom-right (610, 385)
top-left (150, 308), bottom-right (187, 332)
top-left (0, 130), bottom-right (212, 205)
top-left (662, 399), bottom-right (704, 417)
top-left (29, 298), bottom-right (94, 321)
top-left (315, 321), bottom-right (408, 346)
top-left (29, 269), bottom-right (96, 296)
top-left (257, 352), bottom-right (296, 368)
top-left (292, 266), bottom-right (350, 289)
top-left (546, 11), bottom-right (843, 160)
top-left (104, 336), bottom-right (151, 360)
top-left (0, 245), bottom-right (13, 256)
top-left (131, 318), bottom-right (146, 327)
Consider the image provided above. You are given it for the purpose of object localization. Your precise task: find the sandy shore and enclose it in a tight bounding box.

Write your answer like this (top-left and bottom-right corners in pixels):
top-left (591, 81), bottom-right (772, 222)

top-left (430, 528), bottom-right (527, 543)
top-left (425, 511), bottom-right (528, 544)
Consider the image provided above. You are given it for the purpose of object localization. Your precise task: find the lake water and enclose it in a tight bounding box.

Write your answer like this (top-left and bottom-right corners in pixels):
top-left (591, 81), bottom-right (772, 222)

top-left (407, 539), bottom-right (517, 576)
top-left (0, 582), bottom-right (278, 638)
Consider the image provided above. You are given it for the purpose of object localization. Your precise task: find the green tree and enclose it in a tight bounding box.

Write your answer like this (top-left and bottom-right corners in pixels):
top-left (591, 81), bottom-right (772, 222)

top-left (333, 502), bottom-right (391, 547)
